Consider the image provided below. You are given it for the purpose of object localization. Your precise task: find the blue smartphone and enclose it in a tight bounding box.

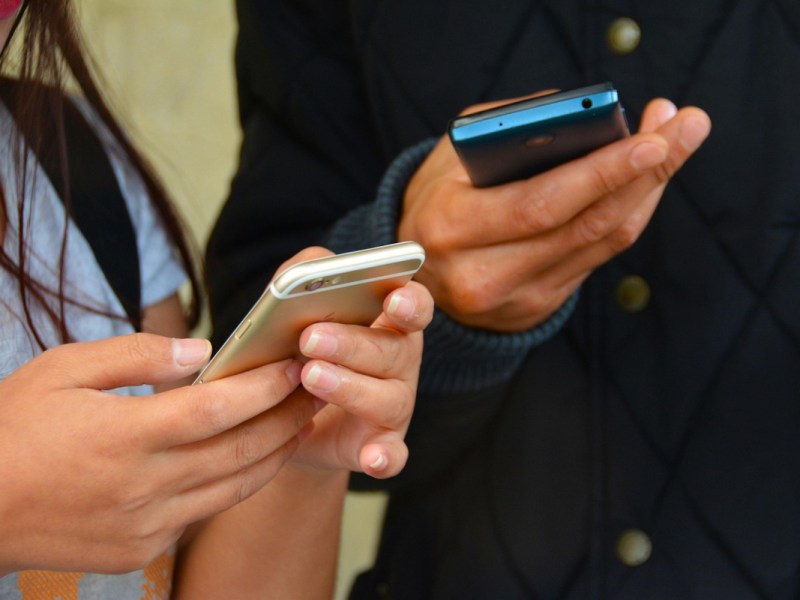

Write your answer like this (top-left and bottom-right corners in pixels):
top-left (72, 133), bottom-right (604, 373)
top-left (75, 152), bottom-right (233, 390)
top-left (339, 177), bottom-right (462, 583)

top-left (448, 82), bottom-right (630, 187)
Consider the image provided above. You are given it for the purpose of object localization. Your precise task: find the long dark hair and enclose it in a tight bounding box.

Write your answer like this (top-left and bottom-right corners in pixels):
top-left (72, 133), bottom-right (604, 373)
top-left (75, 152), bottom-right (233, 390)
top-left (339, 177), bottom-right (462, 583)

top-left (0, 0), bottom-right (203, 348)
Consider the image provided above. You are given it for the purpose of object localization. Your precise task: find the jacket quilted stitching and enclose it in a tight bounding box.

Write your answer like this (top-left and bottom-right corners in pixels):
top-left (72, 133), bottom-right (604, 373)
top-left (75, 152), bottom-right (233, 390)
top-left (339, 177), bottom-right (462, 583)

top-left (208, 1), bottom-right (800, 597)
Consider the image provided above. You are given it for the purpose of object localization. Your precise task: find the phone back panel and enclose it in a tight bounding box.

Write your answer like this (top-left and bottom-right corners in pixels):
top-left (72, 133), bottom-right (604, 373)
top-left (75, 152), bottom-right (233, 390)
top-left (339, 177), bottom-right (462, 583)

top-left (195, 243), bottom-right (424, 384)
top-left (448, 82), bottom-right (630, 187)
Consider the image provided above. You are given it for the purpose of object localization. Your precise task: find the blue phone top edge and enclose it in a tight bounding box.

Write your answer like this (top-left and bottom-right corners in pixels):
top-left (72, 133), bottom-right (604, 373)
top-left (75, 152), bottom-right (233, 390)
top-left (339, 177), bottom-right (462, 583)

top-left (449, 84), bottom-right (619, 144)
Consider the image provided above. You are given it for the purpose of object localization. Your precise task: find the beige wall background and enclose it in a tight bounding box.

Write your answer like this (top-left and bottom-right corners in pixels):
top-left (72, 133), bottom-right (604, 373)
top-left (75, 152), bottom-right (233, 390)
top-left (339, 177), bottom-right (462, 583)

top-left (78, 1), bottom-right (386, 598)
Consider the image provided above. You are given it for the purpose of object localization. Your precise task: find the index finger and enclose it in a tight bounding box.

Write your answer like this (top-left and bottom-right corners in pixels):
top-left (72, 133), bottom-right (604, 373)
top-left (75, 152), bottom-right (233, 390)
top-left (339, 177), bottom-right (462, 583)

top-left (136, 359), bottom-right (303, 449)
top-left (434, 103), bottom-right (709, 248)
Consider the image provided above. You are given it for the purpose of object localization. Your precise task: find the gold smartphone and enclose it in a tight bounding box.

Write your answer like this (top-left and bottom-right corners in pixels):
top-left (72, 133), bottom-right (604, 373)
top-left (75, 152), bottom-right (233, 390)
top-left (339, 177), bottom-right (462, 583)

top-left (194, 241), bottom-right (426, 384)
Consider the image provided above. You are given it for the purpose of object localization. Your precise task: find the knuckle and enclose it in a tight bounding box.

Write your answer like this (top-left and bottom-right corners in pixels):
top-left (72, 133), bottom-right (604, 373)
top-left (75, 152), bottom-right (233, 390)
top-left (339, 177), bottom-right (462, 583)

top-left (577, 214), bottom-right (608, 243)
top-left (651, 159), bottom-right (678, 185)
top-left (608, 216), bottom-right (645, 252)
top-left (384, 388), bottom-right (414, 429)
top-left (586, 155), bottom-right (621, 197)
top-left (232, 440), bottom-right (296, 505)
top-left (234, 467), bottom-right (258, 505)
top-left (127, 333), bottom-right (164, 364)
top-left (195, 391), bottom-right (231, 434)
top-left (381, 339), bottom-right (406, 376)
top-left (516, 185), bottom-right (561, 232)
top-left (232, 425), bottom-right (261, 470)
top-left (573, 202), bottom-right (617, 245)
top-left (346, 375), bottom-right (368, 407)
top-left (337, 334), bottom-right (359, 365)
top-left (363, 335), bottom-right (402, 378)
top-left (444, 266), bottom-right (501, 318)
top-left (117, 481), bottom-right (158, 514)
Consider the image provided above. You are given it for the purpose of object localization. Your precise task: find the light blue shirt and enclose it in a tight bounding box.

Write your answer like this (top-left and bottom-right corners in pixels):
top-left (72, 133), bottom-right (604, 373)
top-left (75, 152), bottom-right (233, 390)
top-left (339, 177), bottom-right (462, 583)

top-left (0, 99), bottom-right (186, 599)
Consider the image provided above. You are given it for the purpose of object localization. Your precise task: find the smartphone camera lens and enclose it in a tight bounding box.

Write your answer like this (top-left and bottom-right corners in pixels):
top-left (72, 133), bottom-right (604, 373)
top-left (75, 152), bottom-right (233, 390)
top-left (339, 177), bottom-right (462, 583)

top-left (306, 278), bottom-right (325, 291)
top-left (582, 98), bottom-right (593, 109)
top-left (525, 133), bottom-right (555, 148)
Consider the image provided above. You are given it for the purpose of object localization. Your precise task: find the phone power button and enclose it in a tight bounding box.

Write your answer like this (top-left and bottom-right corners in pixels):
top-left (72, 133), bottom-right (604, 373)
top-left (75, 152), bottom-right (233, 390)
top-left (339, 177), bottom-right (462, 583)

top-left (235, 319), bottom-right (252, 339)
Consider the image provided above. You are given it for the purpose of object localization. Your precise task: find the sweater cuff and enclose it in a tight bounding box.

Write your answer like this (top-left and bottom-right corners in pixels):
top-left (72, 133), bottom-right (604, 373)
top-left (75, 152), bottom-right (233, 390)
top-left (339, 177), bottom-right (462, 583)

top-left (326, 138), bottom-right (579, 395)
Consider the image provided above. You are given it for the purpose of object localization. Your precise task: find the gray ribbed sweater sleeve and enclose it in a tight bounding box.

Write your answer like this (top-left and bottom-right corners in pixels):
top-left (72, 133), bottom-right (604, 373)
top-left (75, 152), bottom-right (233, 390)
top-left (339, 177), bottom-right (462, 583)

top-left (325, 138), bottom-right (579, 395)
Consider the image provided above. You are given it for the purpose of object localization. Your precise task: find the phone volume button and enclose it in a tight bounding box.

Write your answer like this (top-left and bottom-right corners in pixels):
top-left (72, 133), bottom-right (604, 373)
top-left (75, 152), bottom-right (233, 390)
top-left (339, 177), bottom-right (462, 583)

top-left (235, 319), bottom-right (252, 339)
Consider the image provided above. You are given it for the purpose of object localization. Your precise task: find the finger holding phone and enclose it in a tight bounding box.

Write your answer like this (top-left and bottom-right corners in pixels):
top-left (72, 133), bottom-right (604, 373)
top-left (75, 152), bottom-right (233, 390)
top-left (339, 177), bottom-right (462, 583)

top-left (194, 242), bottom-right (433, 480)
top-left (294, 278), bottom-right (433, 479)
top-left (0, 333), bottom-right (318, 576)
top-left (398, 89), bottom-right (711, 333)
top-left (172, 251), bottom-right (434, 599)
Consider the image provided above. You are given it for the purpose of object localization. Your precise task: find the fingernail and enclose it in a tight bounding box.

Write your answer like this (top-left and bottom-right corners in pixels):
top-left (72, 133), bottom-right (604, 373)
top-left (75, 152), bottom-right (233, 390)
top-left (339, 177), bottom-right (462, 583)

top-left (387, 292), bottom-right (415, 320)
top-left (679, 115), bottom-right (710, 152)
top-left (629, 141), bottom-right (668, 171)
top-left (369, 453), bottom-right (387, 471)
top-left (302, 330), bottom-right (338, 357)
top-left (172, 338), bottom-right (211, 367)
top-left (304, 363), bottom-right (341, 392)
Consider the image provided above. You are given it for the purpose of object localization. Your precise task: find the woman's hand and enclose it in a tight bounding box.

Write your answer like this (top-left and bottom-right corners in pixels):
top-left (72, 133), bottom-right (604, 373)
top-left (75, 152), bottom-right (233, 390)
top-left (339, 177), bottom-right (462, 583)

top-left (0, 333), bottom-right (316, 575)
top-left (173, 253), bottom-right (434, 599)
top-left (294, 278), bottom-right (434, 478)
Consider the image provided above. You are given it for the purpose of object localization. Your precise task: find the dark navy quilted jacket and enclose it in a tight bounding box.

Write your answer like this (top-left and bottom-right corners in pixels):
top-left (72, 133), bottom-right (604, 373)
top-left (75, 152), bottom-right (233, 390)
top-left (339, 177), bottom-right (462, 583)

top-left (207, 1), bottom-right (800, 598)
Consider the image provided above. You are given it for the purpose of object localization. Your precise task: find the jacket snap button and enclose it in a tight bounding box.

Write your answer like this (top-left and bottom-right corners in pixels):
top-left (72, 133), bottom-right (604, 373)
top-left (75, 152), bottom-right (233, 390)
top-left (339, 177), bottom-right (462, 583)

top-left (607, 17), bottom-right (641, 55)
top-left (616, 528), bottom-right (652, 566)
top-left (615, 275), bottom-right (651, 312)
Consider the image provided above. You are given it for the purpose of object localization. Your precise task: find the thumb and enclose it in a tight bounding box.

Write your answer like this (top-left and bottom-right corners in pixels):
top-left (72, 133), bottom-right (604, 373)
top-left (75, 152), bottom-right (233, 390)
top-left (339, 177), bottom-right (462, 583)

top-left (40, 333), bottom-right (211, 391)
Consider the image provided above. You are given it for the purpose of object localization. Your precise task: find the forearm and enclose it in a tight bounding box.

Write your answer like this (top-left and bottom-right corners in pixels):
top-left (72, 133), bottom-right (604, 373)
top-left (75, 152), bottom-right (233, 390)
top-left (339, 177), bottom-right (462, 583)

top-left (173, 465), bottom-right (349, 599)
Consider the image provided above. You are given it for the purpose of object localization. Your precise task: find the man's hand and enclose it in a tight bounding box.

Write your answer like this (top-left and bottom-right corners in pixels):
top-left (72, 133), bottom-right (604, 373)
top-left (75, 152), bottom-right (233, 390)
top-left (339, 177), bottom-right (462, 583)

top-left (399, 97), bottom-right (711, 332)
